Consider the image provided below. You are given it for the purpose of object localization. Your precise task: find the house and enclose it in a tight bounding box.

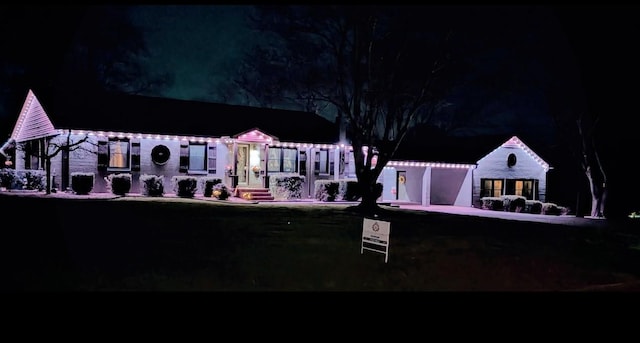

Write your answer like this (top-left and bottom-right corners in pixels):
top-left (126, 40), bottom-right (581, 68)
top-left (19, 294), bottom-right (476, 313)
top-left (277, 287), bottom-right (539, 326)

top-left (377, 133), bottom-right (551, 207)
top-left (1, 88), bottom-right (552, 206)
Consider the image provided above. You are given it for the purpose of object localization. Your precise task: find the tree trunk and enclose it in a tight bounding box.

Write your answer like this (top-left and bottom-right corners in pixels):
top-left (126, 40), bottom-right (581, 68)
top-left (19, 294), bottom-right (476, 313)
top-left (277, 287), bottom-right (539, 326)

top-left (587, 174), bottom-right (606, 218)
top-left (45, 157), bottom-right (52, 195)
top-left (356, 173), bottom-right (380, 214)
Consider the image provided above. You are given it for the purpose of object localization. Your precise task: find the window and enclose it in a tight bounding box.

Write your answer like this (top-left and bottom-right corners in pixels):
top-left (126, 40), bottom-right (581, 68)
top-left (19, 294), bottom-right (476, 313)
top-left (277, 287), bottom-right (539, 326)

top-left (268, 147), bottom-right (298, 173)
top-left (189, 143), bottom-right (207, 172)
top-left (108, 138), bottom-right (130, 169)
top-left (315, 149), bottom-right (329, 175)
top-left (506, 179), bottom-right (535, 200)
top-left (507, 153), bottom-right (517, 167)
top-left (481, 178), bottom-right (503, 198)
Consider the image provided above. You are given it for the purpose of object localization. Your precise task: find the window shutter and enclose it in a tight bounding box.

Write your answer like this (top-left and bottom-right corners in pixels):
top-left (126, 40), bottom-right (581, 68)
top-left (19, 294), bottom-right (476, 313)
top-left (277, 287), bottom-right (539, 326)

top-left (131, 138), bottom-right (141, 172)
top-left (179, 142), bottom-right (189, 173)
top-left (329, 149), bottom-right (335, 175)
top-left (208, 144), bottom-right (216, 174)
top-left (97, 138), bottom-right (108, 171)
top-left (314, 150), bottom-right (320, 175)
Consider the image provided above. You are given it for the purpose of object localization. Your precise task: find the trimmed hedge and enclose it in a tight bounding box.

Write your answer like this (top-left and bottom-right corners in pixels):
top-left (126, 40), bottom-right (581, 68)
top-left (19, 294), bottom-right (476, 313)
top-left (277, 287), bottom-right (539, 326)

top-left (71, 172), bottom-right (94, 195)
top-left (140, 174), bottom-right (164, 197)
top-left (270, 174), bottom-right (305, 200)
top-left (314, 179), bottom-right (382, 202)
top-left (105, 173), bottom-right (132, 196)
top-left (172, 176), bottom-right (198, 198)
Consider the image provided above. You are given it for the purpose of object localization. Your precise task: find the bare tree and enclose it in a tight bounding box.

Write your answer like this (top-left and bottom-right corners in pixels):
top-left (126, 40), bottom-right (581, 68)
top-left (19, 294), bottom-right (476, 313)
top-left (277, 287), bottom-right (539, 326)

top-left (236, 6), bottom-right (458, 212)
top-left (16, 130), bottom-right (97, 194)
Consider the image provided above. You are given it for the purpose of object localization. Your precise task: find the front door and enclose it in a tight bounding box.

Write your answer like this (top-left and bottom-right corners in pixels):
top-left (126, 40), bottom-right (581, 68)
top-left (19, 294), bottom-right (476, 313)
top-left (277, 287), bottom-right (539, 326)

top-left (236, 143), bottom-right (264, 187)
top-left (236, 144), bottom-right (249, 186)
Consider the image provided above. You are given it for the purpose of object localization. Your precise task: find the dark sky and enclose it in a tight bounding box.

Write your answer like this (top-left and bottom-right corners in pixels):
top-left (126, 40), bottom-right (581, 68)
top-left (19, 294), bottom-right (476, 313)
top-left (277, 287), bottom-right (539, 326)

top-left (1, 5), bottom-right (638, 144)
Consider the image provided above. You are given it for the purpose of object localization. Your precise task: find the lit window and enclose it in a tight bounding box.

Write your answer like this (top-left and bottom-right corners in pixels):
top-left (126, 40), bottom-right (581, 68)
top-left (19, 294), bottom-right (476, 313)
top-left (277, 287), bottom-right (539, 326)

top-left (481, 178), bottom-right (502, 198)
top-left (189, 144), bottom-right (206, 171)
top-left (109, 138), bottom-right (130, 169)
top-left (268, 147), bottom-right (297, 173)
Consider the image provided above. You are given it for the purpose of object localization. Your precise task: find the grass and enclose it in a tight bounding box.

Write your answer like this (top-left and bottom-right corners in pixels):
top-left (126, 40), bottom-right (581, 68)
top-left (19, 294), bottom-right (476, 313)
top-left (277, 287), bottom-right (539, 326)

top-left (2, 193), bottom-right (640, 291)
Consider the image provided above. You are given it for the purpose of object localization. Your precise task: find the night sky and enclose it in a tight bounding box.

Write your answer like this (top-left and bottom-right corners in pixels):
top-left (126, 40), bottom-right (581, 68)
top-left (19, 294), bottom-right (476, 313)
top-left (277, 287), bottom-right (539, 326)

top-left (0, 5), bottom-right (623, 133)
top-left (1, 5), bottom-right (639, 211)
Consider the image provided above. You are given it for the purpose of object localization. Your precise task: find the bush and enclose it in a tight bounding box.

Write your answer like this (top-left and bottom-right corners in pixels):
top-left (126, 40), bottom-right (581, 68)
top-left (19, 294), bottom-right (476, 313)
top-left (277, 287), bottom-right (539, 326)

top-left (172, 176), bottom-right (198, 197)
top-left (542, 202), bottom-right (569, 216)
top-left (140, 174), bottom-right (164, 197)
top-left (338, 180), bottom-right (360, 201)
top-left (105, 173), bottom-right (132, 196)
top-left (212, 183), bottom-right (231, 200)
top-left (314, 180), bottom-right (339, 201)
top-left (481, 197), bottom-right (503, 211)
top-left (502, 195), bottom-right (526, 212)
top-left (200, 177), bottom-right (222, 197)
top-left (71, 172), bottom-right (94, 195)
top-left (0, 168), bottom-right (15, 189)
top-left (524, 200), bottom-right (543, 214)
top-left (270, 174), bottom-right (305, 200)
top-left (9, 170), bottom-right (46, 191)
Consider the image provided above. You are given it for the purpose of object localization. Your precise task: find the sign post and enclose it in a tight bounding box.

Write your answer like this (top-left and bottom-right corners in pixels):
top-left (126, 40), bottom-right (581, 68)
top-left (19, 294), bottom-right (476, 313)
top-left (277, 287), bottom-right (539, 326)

top-left (361, 217), bottom-right (391, 263)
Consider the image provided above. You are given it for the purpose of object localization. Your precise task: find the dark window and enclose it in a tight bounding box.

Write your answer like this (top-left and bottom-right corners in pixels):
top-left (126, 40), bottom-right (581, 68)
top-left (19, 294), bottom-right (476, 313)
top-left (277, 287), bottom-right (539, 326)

top-left (507, 153), bottom-right (517, 168)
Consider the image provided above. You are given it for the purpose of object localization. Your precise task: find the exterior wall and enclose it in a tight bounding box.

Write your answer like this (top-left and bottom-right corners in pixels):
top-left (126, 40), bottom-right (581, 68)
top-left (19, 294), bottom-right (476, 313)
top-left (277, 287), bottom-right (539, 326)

top-left (379, 166), bottom-right (425, 203)
top-left (422, 167), bottom-right (431, 206)
top-left (57, 135), bottom-right (227, 194)
top-left (473, 145), bottom-right (547, 207)
top-left (379, 167), bottom-right (396, 201)
top-left (430, 168), bottom-right (471, 205)
top-left (453, 167), bottom-right (474, 206)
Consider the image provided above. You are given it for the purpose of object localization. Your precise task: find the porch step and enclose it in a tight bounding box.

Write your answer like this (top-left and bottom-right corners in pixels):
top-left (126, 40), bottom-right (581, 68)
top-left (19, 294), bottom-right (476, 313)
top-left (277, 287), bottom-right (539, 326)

top-left (235, 187), bottom-right (275, 201)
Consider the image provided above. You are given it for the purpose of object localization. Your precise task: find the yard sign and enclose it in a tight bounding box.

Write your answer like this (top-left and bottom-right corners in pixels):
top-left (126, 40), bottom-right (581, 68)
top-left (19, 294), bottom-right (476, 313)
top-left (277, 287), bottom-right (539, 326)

top-left (361, 217), bottom-right (391, 263)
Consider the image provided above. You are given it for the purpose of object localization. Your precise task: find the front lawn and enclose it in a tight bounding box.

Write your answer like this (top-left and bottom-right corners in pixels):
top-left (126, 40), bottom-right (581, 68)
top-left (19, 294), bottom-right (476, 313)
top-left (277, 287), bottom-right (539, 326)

top-left (1, 193), bottom-right (639, 291)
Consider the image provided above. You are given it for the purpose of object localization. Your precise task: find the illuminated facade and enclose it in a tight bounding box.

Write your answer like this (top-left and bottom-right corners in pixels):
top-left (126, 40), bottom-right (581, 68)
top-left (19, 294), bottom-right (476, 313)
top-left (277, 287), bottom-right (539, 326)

top-left (2, 89), bottom-right (550, 206)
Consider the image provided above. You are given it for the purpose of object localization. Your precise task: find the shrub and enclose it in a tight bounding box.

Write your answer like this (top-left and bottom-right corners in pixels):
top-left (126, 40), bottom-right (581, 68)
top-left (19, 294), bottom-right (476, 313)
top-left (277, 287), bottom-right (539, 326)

top-left (315, 179), bottom-right (381, 202)
top-left (314, 180), bottom-right (339, 201)
top-left (212, 183), bottom-right (231, 200)
top-left (270, 174), bottom-right (305, 200)
top-left (542, 202), bottom-right (569, 216)
top-left (338, 180), bottom-right (360, 201)
top-left (172, 176), bottom-right (198, 197)
top-left (71, 172), bottom-right (94, 195)
top-left (524, 200), bottom-right (543, 214)
top-left (200, 177), bottom-right (222, 197)
top-left (105, 173), bottom-right (132, 196)
top-left (0, 168), bottom-right (15, 189)
top-left (542, 202), bottom-right (562, 215)
top-left (502, 195), bottom-right (526, 212)
top-left (481, 197), bottom-right (503, 211)
top-left (11, 170), bottom-right (46, 191)
top-left (140, 174), bottom-right (164, 197)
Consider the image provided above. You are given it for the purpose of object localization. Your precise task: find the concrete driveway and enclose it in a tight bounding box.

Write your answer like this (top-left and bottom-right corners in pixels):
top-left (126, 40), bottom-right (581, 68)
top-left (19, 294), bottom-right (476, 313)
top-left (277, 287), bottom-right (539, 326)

top-left (397, 204), bottom-right (610, 228)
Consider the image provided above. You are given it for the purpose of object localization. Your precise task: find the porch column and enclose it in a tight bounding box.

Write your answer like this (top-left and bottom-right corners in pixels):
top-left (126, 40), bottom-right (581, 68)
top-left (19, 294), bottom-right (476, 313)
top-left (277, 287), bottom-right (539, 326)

top-left (263, 144), bottom-right (269, 188)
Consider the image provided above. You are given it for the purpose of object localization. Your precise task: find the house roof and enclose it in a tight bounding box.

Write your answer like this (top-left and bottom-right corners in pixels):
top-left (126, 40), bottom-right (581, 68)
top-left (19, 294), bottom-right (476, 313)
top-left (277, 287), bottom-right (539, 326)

top-left (28, 87), bottom-right (339, 144)
top-left (10, 89), bottom-right (56, 142)
top-left (394, 124), bottom-right (555, 167)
